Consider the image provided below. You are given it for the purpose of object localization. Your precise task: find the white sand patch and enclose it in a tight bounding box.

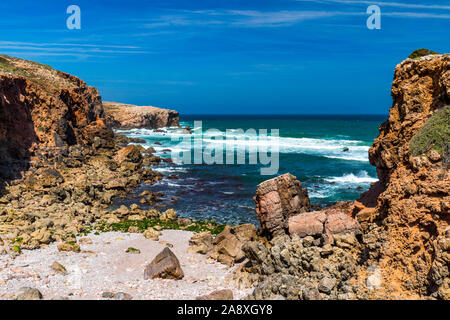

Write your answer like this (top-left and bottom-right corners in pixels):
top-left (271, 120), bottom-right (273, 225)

top-left (0, 230), bottom-right (252, 300)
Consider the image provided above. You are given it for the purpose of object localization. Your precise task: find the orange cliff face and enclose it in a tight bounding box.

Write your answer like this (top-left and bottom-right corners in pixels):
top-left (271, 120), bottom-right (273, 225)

top-left (357, 54), bottom-right (449, 299)
top-left (0, 55), bottom-right (111, 180)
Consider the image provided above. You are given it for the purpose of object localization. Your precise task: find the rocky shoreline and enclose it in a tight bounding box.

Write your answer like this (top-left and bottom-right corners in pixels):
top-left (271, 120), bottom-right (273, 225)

top-left (0, 53), bottom-right (449, 300)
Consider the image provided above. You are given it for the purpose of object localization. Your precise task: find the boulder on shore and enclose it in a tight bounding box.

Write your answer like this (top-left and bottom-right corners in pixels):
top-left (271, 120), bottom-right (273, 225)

top-left (254, 173), bottom-right (310, 238)
top-left (144, 247), bottom-right (184, 280)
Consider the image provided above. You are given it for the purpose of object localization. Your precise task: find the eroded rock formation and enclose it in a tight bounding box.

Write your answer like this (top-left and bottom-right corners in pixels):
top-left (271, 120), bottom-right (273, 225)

top-left (0, 55), bottom-right (107, 180)
top-left (103, 101), bottom-right (179, 129)
top-left (245, 54), bottom-right (449, 300)
top-left (254, 173), bottom-right (310, 238)
top-left (356, 54), bottom-right (450, 299)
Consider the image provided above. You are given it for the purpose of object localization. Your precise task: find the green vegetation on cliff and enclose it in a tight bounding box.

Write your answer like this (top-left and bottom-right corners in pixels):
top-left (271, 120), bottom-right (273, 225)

top-left (409, 106), bottom-right (450, 157)
top-left (0, 54), bottom-right (71, 90)
top-left (408, 49), bottom-right (439, 59)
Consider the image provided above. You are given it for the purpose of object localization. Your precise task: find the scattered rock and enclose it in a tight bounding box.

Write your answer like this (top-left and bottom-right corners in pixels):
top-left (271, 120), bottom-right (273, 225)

top-left (143, 227), bottom-right (161, 241)
top-left (318, 277), bottom-right (336, 294)
top-left (50, 261), bottom-right (68, 275)
top-left (196, 289), bottom-right (234, 300)
top-left (366, 265), bottom-right (382, 290)
top-left (144, 247), bottom-right (184, 280)
top-left (209, 224), bottom-right (257, 266)
top-left (160, 209), bottom-right (178, 221)
top-left (78, 238), bottom-right (93, 245)
top-left (57, 242), bottom-right (80, 253)
top-left (15, 287), bottom-right (43, 300)
top-left (113, 292), bottom-right (133, 300)
top-left (188, 231), bottom-right (213, 254)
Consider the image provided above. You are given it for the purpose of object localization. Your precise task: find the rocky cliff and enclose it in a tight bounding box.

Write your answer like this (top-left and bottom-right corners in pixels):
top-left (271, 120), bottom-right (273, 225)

top-left (356, 54), bottom-right (450, 299)
top-left (103, 101), bottom-right (179, 129)
top-left (0, 55), bottom-right (164, 250)
top-left (0, 54), bottom-right (108, 181)
top-left (245, 54), bottom-right (449, 300)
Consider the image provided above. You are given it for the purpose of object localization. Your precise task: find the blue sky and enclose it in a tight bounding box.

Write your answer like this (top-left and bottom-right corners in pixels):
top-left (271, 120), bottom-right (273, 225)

top-left (0, 0), bottom-right (449, 114)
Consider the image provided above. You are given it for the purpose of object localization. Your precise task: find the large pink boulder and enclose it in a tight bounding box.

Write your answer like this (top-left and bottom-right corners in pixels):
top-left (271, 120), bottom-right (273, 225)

top-left (254, 173), bottom-right (310, 237)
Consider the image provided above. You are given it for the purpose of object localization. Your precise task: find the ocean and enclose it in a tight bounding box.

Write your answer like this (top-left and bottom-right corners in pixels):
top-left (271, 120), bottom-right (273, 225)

top-left (116, 115), bottom-right (386, 225)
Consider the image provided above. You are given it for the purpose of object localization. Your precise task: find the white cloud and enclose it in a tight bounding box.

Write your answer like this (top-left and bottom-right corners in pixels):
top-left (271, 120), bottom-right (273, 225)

top-left (0, 41), bottom-right (147, 58)
top-left (297, 0), bottom-right (450, 10)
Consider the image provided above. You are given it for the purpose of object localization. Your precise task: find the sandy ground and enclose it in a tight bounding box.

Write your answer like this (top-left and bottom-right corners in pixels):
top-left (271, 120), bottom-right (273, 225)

top-left (0, 230), bottom-right (253, 300)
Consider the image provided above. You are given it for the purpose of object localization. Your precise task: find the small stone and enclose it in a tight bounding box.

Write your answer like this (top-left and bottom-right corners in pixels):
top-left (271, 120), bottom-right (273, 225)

top-left (302, 236), bottom-right (314, 247)
top-left (15, 287), bottom-right (43, 300)
top-left (50, 261), bottom-right (67, 275)
top-left (58, 242), bottom-right (80, 252)
top-left (366, 265), bottom-right (382, 290)
top-left (320, 244), bottom-right (334, 257)
top-left (318, 277), bottom-right (336, 294)
top-left (428, 150), bottom-right (441, 162)
top-left (114, 292), bottom-right (133, 300)
top-left (78, 238), bottom-right (93, 245)
top-left (196, 289), bottom-right (234, 300)
top-left (160, 209), bottom-right (178, 221)
top-left (128, 215), bottom-right (145, 221)
top-left (130, 203), bottom-right (141, 211)
top-left (51, 296), bottom-right (69, 300)
top-left (128, 226), bottom-right (140, 233)
top-left (102, 291), bottom-right (114, 298)
top-left (143, 227), bottom-right (161, 241)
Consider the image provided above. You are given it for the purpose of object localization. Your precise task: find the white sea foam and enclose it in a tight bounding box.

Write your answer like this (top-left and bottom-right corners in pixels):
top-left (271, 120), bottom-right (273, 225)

top-left (116, 127), bottom-right (371, 162)
top-left (152, 166), bottom-right (188, 174)
top-left (325, 171), bottom-right (378, 185)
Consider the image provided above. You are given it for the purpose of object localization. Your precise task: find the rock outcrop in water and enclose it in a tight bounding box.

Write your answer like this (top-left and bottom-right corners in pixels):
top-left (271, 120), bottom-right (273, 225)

top-left (103, 101), bottom-right (179, 129)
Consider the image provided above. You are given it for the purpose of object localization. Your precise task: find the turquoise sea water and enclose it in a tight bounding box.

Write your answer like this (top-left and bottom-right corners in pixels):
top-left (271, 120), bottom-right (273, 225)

top-left (116, 115), bottom-right (386, 225)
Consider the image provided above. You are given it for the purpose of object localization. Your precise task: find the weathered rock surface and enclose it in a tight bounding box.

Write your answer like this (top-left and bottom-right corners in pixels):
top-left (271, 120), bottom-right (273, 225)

top-left (244, 54), bottom-right (449, 300)
top-left (0, 55), bottom-right (163, 251)
top-left (208, 224), bottom-right (258, 266)
top-left (144, 247), bottom-right (184, 280)
top-left (244, 233), bottom-right (363, 300)
top-left (357, 54), bottom-right (450, 299)
top-left (254, 173), bottom-right (310, 238)
top-left (103, 101), bottom-right (179, 129)
top-left (0, 55), bottom-right (106, 181)
top-left (288, 209), bottom-right (361, 242)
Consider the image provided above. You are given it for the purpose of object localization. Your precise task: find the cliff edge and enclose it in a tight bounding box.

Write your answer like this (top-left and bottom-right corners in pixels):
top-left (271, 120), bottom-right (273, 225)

top-left (357, 54), bottom-right (449, 298)
top-left (0, 54), bottom-right (109, 181)
top-left (103, 101), bottom-right (179, 129)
